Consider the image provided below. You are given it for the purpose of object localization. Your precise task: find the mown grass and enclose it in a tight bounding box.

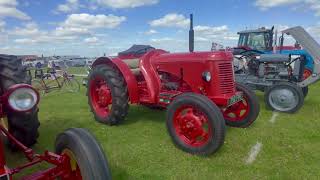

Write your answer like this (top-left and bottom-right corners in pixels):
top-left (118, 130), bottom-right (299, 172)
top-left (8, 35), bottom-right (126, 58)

top-left (5, 67), bottom-right (320, 179)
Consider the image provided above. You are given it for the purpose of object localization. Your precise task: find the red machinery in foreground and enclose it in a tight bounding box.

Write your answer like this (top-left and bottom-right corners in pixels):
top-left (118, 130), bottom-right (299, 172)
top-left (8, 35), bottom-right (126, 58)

top-left (0, 55), bottom-right (111, 180)
top-left (87, 14), bottom-right (260, 156)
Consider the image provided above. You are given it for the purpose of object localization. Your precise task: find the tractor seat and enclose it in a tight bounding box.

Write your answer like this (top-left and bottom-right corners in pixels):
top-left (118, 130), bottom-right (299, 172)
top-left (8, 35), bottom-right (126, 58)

top-left (122, 59), bottom-right (141, 76)
top-left (259, 54), bottom-right (290, 63)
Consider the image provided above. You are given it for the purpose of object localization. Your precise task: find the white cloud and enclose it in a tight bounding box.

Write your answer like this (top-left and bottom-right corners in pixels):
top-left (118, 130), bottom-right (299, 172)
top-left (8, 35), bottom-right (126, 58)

top-left (150, 13), bottom-right (189, 28)
top-left (255, 0), bottom-right (320, 16)
top-left (145, 29), bottom-right (157, 35)
top-left (54, 26), bottom-right (90, 36)
top-left (307, 0), bottom-right (320, 16)
top-left (84, 36), bottom-right (99, 44)
top-left (10, 22), bottom-right (77, 45)
top-left (307, 25), bottom-right (320, 39)
top-left (194, 25), bottom-right (238, 42)
top-left (96, 0), bottom-right (158, 9)
top-left (9, 13), bottom-right (126, 46)
top-left (255, 0), bottom-right (301, 9)
top-left (147, 24), bottom-right (239, 52)
top-left (10, 22), bottom-right (47, 36)
top-left (0, 20), bottom-right (5, 30)
top-left (194, 25), bottom-right (229, 36)
top-left (62, 13), bottom-right (126, 29)
top-left (56, 0), bottom-right (80, 13)
top-left (149, 37), bottom-right (188, 52)
top-left (0, 0), bottom-right (30, 20)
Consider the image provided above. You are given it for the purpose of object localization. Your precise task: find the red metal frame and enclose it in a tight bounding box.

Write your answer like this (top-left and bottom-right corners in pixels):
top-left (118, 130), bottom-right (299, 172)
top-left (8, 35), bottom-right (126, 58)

top-left (0, 85), bottom-right (79, 180)
top-left (0, 124), bottom-right (79, 180)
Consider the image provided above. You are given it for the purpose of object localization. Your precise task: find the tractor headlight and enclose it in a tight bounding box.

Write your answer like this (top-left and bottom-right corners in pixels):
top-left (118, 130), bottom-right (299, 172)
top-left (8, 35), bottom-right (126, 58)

top-left (202, 71), bottom-right (211, 82)
top-left (7, 85), bottom-right (39, 112)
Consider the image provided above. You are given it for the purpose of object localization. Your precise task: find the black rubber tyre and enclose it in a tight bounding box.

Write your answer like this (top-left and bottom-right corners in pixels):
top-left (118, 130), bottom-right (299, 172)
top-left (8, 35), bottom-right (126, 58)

top-left (55, 128), bottom-right (111, 180)
top-left (224, 83), bottom-right (260, 128)
top-left (166, 93), bottom-right (226, 156)
top-left (88, 64), bottom-right (129, 125)
top-left (302, 86), bottom-right (308, 98)
top-left (265, 82), bottom-right (304, 113)
top-left (0, 55), bottom-right (40, 150)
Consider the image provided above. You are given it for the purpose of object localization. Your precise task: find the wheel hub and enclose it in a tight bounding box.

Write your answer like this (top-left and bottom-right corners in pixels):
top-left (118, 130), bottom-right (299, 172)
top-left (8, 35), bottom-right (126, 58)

top-left (97, 84), bottom-right (111, 107)
top-left (269, 89), bottom-right (297, 110)
top-left (89, 77), bottom-right (113, 117)
top-left (223, 97), bottom-right (249, 122)
top-left (174, 107), bottom-right (210, 146)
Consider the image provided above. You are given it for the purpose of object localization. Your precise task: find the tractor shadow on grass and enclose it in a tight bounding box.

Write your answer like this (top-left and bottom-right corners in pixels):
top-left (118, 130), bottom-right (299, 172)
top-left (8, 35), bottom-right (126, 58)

top-left (122, 105), bottom-right (166, 126)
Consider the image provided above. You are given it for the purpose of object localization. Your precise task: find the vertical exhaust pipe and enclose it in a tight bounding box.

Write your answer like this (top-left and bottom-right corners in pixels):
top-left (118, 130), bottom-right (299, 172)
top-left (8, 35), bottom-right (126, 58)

top-left (189, 14), bottom-right (194, 52)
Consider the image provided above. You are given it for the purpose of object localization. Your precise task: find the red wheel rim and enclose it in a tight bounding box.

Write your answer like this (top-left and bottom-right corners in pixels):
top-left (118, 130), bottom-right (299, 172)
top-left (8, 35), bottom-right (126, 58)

top-left (223, 96), bottom-right (250, 122)
top-left (89, 76), bottom-right (112, 118)
top-left (303, 69), bottom-right (312, 80)
top-left (62, 149), bottom-right (82, 180)
top-left (173, 105), bottom-right (212, 147)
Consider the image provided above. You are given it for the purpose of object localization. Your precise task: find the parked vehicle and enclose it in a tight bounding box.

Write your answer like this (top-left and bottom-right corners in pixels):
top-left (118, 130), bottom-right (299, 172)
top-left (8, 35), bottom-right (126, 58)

top-left (235, 26), bottom-right (314, 79)
top-left (0, 54), bottom-right (111, 179)
top-left (233, 26), bottom-right (320, 113)
top-left (87, 15), bottom-right (260, 156)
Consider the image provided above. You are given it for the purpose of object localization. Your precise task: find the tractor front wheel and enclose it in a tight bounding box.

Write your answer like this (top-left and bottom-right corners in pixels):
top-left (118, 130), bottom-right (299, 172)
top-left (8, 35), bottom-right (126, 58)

top-left (166, 93), bottom-right (226, 156)
top-left (222, 83), bottom-right (260, 128)
top-left (55, 128), bottom-right (111, 180)
top-left (0, 55), bottom-right (40, 150)
top-left (265, 82), bottom-right (304, 113)
top-left (88, 64), bottom-right (129, 125)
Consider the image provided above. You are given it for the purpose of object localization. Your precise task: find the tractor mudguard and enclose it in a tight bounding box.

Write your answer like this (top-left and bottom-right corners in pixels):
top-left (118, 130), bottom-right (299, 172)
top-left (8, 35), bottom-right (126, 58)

top-left (93, 57), bottom-right (139, 103)
top-left (139, 49), bottom-right (167, 103)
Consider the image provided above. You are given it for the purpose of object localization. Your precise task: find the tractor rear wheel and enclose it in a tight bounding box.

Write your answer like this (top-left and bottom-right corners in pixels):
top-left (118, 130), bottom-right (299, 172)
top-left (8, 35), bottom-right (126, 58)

top-left (265, 82), bottom-right (304, 113)
top-left (88, 64), bottom-right (129, 125)
top-left (222, 83), bottom-right (260, 128)
top-left (55, 128), bottom-right (111, 180)
top-left (166, 93), bottom-right (226, 156)
top-left (0, 55), bottom-right (40, 150)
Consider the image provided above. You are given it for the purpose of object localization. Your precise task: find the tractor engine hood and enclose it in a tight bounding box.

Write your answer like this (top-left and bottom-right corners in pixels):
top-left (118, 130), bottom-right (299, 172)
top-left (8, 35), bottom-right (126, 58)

top-left (283, 26), bottom-right (320, 86)
top-left (153, 51), bottom-right (233, 64)
top-left (282, 26), bottom-right (320, 64)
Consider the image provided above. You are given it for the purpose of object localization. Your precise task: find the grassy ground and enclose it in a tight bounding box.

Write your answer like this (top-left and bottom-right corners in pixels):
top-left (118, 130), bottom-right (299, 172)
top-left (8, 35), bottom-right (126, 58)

top-left (5, 67), bottom-right (320, 179)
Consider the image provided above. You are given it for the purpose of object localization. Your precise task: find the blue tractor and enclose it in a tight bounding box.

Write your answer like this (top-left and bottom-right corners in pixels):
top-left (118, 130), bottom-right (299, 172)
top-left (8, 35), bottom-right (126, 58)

top-left (235, 26), bottom-right (314, 79)
top-left (231, 26), bottom-right (320, 113)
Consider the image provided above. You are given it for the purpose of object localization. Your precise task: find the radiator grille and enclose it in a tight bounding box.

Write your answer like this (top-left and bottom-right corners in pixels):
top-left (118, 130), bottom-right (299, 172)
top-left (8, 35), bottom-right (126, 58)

top-left (218, 62), bottom-right (235, 94)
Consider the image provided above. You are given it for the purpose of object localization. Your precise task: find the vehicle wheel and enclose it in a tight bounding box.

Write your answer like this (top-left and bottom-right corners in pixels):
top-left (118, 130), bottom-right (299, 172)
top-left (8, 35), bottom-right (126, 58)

top-left (302, 86), bottom-right (308, 98)
top-left (166, 93), bottom-right (226, 156)
top-left (88, 65), bottom-right (129, 125)
top-left (222, 83), bottom-right (260, 128)
top-left (0, 55), bottom-right (40, 150)
top-left (55, 128), bottom-right (111, 180)
top-left (265, 82), bottom-right (304, 113)
top-left (63, 77), bottom-right (80, 93)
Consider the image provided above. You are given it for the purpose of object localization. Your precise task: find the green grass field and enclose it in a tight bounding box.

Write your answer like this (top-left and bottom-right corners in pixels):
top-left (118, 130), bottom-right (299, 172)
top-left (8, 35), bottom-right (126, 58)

top-left (6, 67), bottom-right (320, 179)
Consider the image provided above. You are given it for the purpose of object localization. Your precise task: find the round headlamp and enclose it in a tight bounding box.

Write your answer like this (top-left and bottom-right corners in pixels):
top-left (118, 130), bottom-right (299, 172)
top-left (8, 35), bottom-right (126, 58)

top-left (202, 71), bottom-right (212, 82)
top-left (8, 87), bottom-right (38, 111)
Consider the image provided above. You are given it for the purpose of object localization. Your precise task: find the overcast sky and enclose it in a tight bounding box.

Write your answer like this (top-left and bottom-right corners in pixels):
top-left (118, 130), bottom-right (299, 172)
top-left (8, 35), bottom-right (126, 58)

top-left (0, 0), bottom-right (319, 56)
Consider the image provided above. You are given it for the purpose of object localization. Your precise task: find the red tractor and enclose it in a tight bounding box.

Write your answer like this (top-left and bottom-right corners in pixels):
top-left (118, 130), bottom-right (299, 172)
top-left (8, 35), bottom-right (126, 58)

top-left (88, 15), bottom-right (260, 156)
top-left (0, 55), bottom-right (111, 179)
